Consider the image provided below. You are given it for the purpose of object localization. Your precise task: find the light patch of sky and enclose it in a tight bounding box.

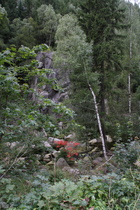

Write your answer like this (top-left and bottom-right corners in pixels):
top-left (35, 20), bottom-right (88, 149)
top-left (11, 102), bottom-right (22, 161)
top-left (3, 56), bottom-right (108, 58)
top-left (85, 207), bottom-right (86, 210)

top-left (126, 0), bottom-right (140, 5)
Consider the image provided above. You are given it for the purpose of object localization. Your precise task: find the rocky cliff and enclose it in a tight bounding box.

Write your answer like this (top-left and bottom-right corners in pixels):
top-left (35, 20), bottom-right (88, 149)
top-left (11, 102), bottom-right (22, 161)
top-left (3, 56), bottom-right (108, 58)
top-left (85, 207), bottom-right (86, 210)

top-left (30, 51), bottom-right (70, 111)
top-left (36, 51), bottom-right (70, 105)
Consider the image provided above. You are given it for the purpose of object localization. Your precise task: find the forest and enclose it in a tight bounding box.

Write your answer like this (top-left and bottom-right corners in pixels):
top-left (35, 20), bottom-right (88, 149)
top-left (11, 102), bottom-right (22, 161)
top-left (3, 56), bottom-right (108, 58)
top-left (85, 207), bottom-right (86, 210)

top-left (0, 0), bottom-right (140, 209)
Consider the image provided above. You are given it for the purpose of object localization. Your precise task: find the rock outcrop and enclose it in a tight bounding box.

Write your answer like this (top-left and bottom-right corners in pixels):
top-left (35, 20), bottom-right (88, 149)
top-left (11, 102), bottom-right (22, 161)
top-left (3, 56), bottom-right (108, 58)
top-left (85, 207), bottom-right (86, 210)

top-left (35, 51), bottom-right (70, 108)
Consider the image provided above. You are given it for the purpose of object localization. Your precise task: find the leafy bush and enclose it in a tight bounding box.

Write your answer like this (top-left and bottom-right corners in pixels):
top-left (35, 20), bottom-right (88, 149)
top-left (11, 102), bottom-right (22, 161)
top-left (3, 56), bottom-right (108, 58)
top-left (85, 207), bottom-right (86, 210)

top-left (0, 44), bottom-right (76, 178)
top-left (114, 140), bottom-right (140, 170)
top-left (41, 173), bottom-right (140, 209)
top-left (1, 170), bottom-right (139, 210)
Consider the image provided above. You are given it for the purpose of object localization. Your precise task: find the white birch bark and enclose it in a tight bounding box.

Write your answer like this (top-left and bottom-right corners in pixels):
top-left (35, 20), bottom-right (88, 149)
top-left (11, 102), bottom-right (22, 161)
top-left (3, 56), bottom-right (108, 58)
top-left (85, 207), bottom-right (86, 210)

top-left (84, 65), bottom-right (108, 160)
top-left (88, 83), bottom-right (108, 160)
top-left (31, 76), bottom-right (38, 102)
top-left (128, 73), bottom-right (131, 116)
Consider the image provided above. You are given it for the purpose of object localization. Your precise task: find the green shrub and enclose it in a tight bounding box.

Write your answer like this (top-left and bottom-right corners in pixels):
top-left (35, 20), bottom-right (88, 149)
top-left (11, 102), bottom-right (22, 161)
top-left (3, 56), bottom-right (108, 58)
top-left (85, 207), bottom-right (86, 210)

top-left (114, 140), bottom-right (140, 170)
top-left (1, 171), bottom-right (139, 210)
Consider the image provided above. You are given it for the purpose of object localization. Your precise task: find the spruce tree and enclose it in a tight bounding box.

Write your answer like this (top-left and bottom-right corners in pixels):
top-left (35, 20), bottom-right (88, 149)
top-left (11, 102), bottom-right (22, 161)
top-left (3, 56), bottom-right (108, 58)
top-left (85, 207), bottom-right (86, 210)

top-left (0, 0), bottom-right (18, 20)
top-left (76, 0), bottom-right (126, 141)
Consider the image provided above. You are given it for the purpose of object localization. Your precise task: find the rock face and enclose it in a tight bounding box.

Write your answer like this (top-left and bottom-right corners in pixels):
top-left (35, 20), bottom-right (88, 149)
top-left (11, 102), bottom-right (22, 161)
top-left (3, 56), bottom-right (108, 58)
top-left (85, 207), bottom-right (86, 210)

top-left (35, 52), bottom-right (70, 108)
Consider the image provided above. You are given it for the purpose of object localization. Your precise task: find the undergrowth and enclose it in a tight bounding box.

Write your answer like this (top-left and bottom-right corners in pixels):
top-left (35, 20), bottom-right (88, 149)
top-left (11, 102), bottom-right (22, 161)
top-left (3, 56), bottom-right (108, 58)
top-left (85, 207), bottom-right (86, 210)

top-left (0, 164), bottom-right (140, 210)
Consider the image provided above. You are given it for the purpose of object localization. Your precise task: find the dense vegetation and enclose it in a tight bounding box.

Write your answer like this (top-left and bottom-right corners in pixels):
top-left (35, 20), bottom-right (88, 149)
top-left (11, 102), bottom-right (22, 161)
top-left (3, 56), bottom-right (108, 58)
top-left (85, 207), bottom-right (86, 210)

top-left (0, 0), bottom-right (140, 209)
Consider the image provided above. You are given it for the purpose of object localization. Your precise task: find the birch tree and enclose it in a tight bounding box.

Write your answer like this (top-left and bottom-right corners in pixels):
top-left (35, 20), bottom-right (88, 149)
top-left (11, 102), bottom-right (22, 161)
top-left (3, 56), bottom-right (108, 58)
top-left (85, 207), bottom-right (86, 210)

top-left (54, 14), bottom-right (108, 158)
top-left (37, 4), bottom-right (61, 46)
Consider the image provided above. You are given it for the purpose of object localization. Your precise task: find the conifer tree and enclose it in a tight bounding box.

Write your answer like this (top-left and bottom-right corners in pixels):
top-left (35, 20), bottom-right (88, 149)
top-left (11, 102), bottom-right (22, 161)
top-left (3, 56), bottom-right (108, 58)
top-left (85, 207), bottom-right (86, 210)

top-left (76, 0), bottom-right (126, 141)
top-left (0, 5), bottom-right (9, 50)
top-left (119, 1), bottom-right (140, 136)
top-left (0, 0), bottom-right (18, 20)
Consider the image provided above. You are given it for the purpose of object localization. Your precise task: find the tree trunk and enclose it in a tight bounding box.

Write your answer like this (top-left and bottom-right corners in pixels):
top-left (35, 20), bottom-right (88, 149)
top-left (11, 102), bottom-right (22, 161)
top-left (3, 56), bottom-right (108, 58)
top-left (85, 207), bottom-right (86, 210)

top-left (88, 83), bottom-right (108, 160)
top-left (128, 73), bottom-right (131, 117)
top-left (84, 64), bottom-right (108, 160)
top-left (128, 2), bottom-right (132, 119)
top-left (100, 63), bottom-right (106, 116)
top-left (100, 62), bottom-right (108, 151)
top-left (31, 76), bottom-right (38, 102)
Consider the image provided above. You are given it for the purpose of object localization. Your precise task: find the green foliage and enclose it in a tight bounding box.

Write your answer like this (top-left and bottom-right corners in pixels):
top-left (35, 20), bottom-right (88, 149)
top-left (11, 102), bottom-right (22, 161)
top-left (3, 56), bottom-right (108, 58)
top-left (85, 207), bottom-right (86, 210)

top-left (54, 14), bottom-right (100, 140)
top-left (37, 4), bottom-right (61, 46)
top-left (9, 18), bottom-right (36, 48)
top-left (73, 0), bottom-right (128, 142)
top-left (0, 0), bottom-right (18, 21)
top-left (0, 166), bottom-right (17, 209)
top-left (113, 120), bottom-right (140, 170)
top-left (0, 5), bottom-right (9, 50)
top-left (0, 44), bottom-right (76, 182)
top-left (114, 140), bottom-right (140, 170)
top-left (0, 44), bottom-right (74, 136)
top-left (55, 14), bottom-right (92, 69)
top-left (0, 171), bottom-right (139, 209)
